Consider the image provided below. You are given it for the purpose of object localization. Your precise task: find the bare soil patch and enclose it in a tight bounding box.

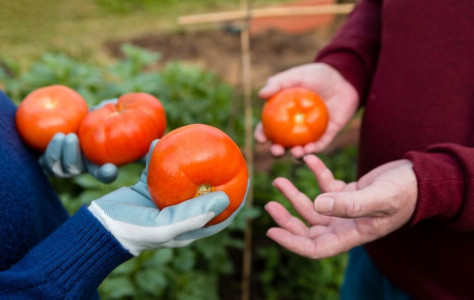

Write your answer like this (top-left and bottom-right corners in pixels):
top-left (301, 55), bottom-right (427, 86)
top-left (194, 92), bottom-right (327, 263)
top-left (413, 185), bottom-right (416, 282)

top-left (105, 16), bottom-right (346, 88)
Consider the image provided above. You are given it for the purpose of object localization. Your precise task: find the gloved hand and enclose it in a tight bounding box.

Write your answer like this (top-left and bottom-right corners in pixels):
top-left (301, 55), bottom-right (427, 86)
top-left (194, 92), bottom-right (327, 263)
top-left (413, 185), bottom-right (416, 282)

top-left (39, 132), bottom-right (118, 183)
top-left (88, 140), bottom-right (248, 256)
top-left (39, 98), bottom-right (119, 183)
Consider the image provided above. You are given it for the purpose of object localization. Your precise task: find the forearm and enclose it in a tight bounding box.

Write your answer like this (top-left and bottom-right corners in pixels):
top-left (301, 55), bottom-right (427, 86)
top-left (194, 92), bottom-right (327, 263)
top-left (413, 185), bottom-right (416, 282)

top-left (405, 143), bottom-right (474, 230)
top-left (0, 207), bottom-right (132, 299)
top-left (315, 0), bottom-right (382, 101)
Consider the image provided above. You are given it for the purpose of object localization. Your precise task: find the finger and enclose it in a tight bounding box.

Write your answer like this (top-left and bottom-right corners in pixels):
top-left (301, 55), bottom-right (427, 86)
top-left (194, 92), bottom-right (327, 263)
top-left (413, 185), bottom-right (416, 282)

top-left (270, 144), bottom-right (286, 157)
top-left (62, 133), bottom-right (84, 176)
top-left (314, 184), bottom-right (391, 218)
top-left (254, 123), bottom-right (268, 143)
top-left (265, 201), bottom-right (310, 236)
top-left (43, 133), bottom-right (66, 176)
top-left (268, 225), bottom-right (366, 259)
top-left (303, 155), bottom-right (346, 193)
top-left (273, 177), bottom-right (330, 225)
top-left (266, 227), bottom-right (321, 258)
top-left (85, 159), bottom-right (118, 183)
top-left (308, 225), bottom-right (331, 239)
top-left (290, 145), bottom-right (305, 158)
top-left (259, 77), bottom-right (284, 99)
top-left (92, 98), bottom-right (117, 110)
top-left (176, 180), bottom-right (249, 241)
top-left (145, 139), bottom-right (159, 169)
top-left (304, 122), bottom-right (343, 155)
top-left (98, 163), bottom-right (118, 183)
top-left (259, 69), bottom-right (305, 99)
top-left (154, 191), bottom-right (230, 240)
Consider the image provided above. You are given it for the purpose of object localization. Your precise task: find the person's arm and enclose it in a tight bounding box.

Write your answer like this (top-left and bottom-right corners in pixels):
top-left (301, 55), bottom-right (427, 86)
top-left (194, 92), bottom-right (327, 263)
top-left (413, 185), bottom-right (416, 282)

top-left (0, 207), bottom-right (131, 299)
top-left (405, 144), bottom-right (474, 230)
top-left (315, 0), bottom-right (383, 102)
top-left (0, 141), bottom-right (248, 299)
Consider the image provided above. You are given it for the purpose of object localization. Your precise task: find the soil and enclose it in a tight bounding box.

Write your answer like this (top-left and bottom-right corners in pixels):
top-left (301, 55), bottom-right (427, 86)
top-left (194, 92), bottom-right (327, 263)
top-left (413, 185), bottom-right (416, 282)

top-left (105, 15), bottom-right (346, 89)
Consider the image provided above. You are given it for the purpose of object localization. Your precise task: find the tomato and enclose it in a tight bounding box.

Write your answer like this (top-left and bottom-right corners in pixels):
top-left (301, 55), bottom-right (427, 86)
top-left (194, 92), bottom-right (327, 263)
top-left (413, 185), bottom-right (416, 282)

top-left (147, 124), bottom-right (248, 225)
top-left (78, 92), bottom-right (167, 166)
top-left (261, 87), bottom-right (329, 147)
top-left (15, 85), bottom-right (89, 151)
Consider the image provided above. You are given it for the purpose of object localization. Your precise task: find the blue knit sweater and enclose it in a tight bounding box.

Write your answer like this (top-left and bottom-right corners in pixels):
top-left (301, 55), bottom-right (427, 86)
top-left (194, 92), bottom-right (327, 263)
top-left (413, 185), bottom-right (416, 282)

top-left (0, 91), bottom-right (132, 299)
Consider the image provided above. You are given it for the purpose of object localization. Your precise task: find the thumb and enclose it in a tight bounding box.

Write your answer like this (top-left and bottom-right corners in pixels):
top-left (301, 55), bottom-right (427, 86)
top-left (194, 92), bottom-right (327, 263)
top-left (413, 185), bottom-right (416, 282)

top-left (156, 191), bottom-right (230, 227)
top-left (314, 186), bottom-right (387, 218)
top-left (258, 78), bottom-right (283, 99)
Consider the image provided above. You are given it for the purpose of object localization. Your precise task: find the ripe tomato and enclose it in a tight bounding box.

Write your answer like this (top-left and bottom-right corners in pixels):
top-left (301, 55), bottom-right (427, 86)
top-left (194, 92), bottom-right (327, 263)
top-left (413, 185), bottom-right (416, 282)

top-left (78, 92), bottom-right (167, 166)
top-left (15, 85), bottom-right (89, 151)
top-left (261, 87), bottom-right (329, 147)
top-left (147, 124), bottom-right (248, 225)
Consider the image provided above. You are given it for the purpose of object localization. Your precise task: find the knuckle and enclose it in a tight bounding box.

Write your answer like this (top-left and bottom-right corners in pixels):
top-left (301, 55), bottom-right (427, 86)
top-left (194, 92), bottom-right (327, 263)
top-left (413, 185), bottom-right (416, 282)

top-left (345, 198), bottom-right (362, 217)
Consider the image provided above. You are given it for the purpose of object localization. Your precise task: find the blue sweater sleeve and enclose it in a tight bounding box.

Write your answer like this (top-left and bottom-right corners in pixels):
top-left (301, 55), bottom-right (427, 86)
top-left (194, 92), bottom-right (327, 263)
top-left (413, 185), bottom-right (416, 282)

top-left (0, 206), bottom-right (133, 300)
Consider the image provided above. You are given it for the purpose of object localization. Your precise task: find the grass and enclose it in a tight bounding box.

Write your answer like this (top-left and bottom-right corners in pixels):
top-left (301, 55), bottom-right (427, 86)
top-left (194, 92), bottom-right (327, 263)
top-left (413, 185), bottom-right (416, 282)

top-left (0, 0), bottom-right (288, 69)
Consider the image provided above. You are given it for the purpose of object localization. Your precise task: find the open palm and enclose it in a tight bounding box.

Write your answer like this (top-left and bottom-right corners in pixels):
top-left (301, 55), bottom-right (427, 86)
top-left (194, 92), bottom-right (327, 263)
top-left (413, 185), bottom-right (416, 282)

top-left (265, 155), bottom-right (417, 259)
top-left (255, 63), bottom-right (360, 157)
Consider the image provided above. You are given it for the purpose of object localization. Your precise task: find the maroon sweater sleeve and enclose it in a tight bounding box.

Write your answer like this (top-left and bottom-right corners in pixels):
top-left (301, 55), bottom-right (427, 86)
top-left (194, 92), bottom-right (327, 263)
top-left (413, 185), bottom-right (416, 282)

top-left (405, 144), bottom-right (474, 230)
top-left (315, 0), bottom-right (382, 102)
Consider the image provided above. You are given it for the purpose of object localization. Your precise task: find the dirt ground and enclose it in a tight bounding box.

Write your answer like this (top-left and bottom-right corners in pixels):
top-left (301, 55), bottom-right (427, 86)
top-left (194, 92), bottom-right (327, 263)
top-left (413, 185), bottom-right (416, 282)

top-left (105, 16), bottom-right (346, 89)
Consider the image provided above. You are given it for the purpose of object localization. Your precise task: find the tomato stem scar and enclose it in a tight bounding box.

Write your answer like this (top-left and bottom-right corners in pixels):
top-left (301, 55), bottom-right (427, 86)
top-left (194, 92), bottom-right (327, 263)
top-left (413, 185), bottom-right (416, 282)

top-left (196, 184), bottom-right (213, 196)
top-left (294, 112), bottom-right (305, 124)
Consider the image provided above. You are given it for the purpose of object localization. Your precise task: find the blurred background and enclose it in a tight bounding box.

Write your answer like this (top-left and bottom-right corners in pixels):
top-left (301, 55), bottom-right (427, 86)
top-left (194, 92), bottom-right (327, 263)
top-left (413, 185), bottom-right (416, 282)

top-left (0, 0), bottom-right (358, 299)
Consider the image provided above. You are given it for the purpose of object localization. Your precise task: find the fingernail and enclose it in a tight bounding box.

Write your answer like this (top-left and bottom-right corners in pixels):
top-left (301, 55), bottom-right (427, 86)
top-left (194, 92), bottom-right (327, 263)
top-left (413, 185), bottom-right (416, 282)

top-left (315, 197), bottom-right (334, 213)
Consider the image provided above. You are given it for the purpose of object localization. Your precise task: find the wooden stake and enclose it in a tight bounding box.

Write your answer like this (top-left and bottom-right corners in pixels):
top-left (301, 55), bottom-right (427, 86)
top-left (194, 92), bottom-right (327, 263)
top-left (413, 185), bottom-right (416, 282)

top-left (240, 1), bottom-right (254, 299)
top-left (178, 3), bottom-right (354, 25)
top-left (177, 3), bottom-right (354, 300)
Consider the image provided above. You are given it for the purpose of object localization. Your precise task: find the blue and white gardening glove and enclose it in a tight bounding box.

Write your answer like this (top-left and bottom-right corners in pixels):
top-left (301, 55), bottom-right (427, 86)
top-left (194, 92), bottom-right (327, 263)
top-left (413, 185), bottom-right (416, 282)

top-left (39, 132), bottom-right (118, 183)
top-left (38, 98), bottom-right (119, 183)
top-left (88, 140), bottom-right (248, 256)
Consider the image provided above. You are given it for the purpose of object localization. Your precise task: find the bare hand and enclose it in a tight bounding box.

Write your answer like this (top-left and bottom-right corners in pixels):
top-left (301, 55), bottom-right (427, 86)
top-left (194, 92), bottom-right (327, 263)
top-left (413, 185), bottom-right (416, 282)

top-left (265, 155), bottom-right (417, 259)
top-left (255, 63), bottom-right (359, 158)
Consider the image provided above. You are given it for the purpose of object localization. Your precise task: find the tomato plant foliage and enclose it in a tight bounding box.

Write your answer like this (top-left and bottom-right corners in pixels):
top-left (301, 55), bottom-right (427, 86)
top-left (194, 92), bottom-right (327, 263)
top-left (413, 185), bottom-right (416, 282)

top-left (0, 45), bottom-right (355, 299)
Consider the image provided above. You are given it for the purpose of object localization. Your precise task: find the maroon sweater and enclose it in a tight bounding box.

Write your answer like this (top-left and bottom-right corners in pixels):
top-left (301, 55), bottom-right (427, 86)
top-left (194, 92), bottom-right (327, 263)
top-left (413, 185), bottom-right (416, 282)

top-left (316, 0), bottom-right (474, 299)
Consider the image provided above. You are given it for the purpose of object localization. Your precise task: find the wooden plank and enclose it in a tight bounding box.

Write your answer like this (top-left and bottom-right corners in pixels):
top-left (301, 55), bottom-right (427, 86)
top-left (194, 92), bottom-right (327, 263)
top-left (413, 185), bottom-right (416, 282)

top-left (178, 3), bottom-right (354, 25)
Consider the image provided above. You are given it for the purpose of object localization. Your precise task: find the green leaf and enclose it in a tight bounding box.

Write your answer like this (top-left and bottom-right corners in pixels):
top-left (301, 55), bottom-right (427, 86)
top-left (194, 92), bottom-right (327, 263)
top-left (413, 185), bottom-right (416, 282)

top-left (143, 249), bottom-right (174, 269)
top-left (135, 269), bottom-right (168, 297)
top-left (112, 257), bottom-right (138, 275)
top-left (99, 276), bottom-right (135, 299)
top-left (172, 248), bottom-right (195, 272)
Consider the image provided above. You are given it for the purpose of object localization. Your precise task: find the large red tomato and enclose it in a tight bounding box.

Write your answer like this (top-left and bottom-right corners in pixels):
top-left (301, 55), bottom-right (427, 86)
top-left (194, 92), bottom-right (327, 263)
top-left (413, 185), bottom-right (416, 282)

top-left (78, 92), bottom-right (166, 166)
top-left (15, 84), bottom-right (89, 151)
top-left (261, 87), bottom-right (329, 147)
top-left (147, 124), bottom-right (248, 225)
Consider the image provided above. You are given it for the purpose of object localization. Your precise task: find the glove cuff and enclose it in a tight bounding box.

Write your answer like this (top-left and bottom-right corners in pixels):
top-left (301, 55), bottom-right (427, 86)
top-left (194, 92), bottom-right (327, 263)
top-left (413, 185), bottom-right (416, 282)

top-left (89, 202), bottom-right (141, 256)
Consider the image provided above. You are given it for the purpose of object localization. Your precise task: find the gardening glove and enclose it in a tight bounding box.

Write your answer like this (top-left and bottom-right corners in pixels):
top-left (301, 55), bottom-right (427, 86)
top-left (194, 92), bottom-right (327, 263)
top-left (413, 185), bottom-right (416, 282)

top-left (39, 132), bottom-right (118, 183)
top-left (39, 98), bottom-right (120, 183)
top-left (88, 140), bottom-right (248, 256)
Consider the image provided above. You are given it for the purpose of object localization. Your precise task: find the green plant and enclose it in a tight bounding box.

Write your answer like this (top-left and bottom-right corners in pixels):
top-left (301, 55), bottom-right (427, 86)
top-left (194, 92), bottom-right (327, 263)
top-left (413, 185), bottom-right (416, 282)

top-left (0, 45), bottom-right (357, 299)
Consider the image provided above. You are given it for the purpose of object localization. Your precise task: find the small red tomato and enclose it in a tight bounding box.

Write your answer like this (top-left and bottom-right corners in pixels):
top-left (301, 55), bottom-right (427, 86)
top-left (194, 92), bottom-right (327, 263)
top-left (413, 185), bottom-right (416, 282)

top-left (78, 92), bottom-right (167, 166)
top-left (147, 124), bottom-right (248, 225)
top-left (15, 85), bottom-right (89, 151)
top-left (261, 87), bottom-right (329, 147)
